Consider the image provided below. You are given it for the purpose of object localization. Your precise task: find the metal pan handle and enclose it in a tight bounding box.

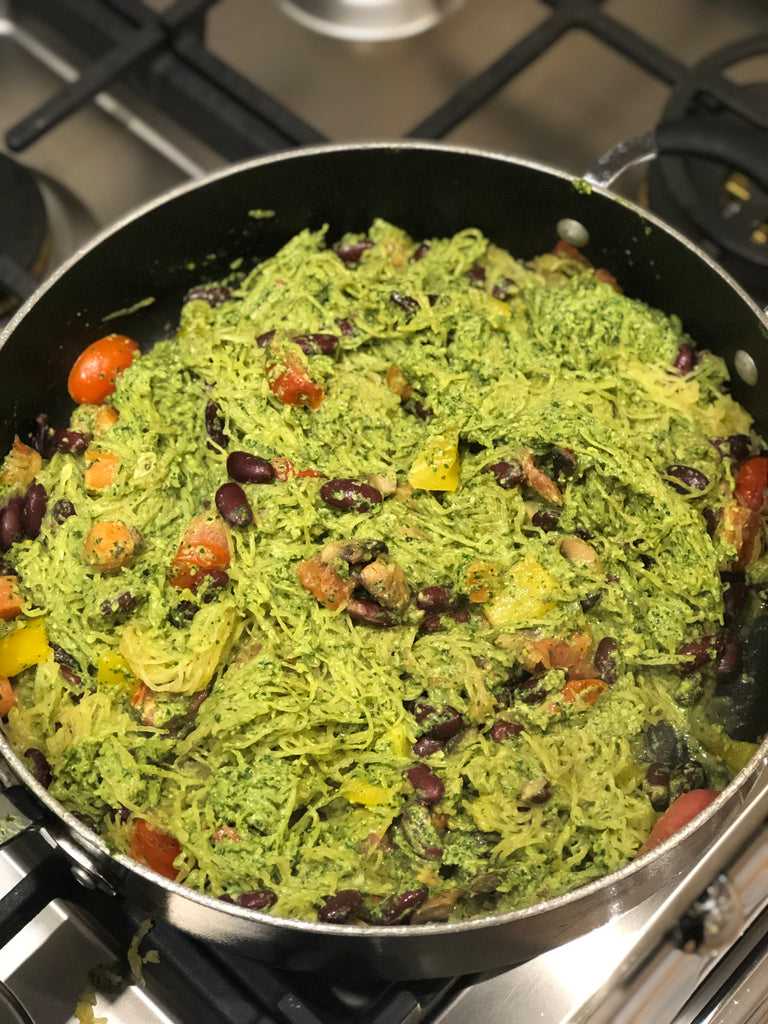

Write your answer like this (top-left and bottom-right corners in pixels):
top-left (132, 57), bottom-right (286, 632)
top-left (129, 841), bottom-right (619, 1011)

top-left (586, 119), bottom-right (768, 193)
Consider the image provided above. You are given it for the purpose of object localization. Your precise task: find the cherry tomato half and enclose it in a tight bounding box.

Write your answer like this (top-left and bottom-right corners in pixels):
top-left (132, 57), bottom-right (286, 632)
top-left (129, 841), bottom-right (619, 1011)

top-left (67, 334), bottom-right (140, 405)
top-left (734, 456), bottom-right (768, 512)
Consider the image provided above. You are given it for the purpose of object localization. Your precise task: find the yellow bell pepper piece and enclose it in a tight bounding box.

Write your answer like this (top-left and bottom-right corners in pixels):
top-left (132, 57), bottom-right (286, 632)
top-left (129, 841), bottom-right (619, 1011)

top-left (97, 650), bottom-right (136, 689)
top-left (341, 782), bottom-right (391, 807)
top-left (0, 619), bottom-right (49, 677)
top-left (485, 555), bottom-right (559, 628)
top-left (407, 427), bottom-right (461, 492)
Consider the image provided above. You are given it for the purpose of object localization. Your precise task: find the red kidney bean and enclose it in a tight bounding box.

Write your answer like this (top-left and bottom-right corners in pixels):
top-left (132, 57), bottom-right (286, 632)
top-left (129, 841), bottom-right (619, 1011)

top-left (255, 329), bottom-right (276, 348)
top-left (721, 571), bottom-right (748, 619)
top-left (594, 636), bottom-right (619, 685)
top-left (405, 763), bottom-right (445, 804)
top-left (669, 759), bottom-right (706, 801)
top-left (399, 803), bottom-right (443, 861)
top-left (369, 887), bottom-right (428, 925)
top-left (30, 413), bottom-right (52, 458)
top-left (335, 317), bottom-right (355, 336)
top-left (551, 447), bottom-right (578, 481)
top-left (22, 483), bottom-right (47, 540)
top-left (580, 590), bottom-right (603, 612)
top-left (415, 585), bottom-right (454, 613)
top-left (334, 239), bottom-right (374, 263)
top-left (170, 600), bottom-right (199, 626)
top-left (531, 508), bottom-right (561, 532)
top-left (390, 291), bottom-right (419, 316)
top-left (727, 434), bottom-right (752, 463)
top-left (292, 333), bottom-right (338, 356)
top-left (227, 451), bottom-right (275, 484)
top-left (185, 284), bottom-right (231, 306)
top-left (0, 497), bottom-right (24, 551)
top-left (667, 464), bottom-right (709, 492)
top-left (320, 479), bottom-right (382, 513)
top-left (677, 636), bottom-right (716, 675)
top-left (24, 748), bottom-right (52, 788)
top-left (237, 889), bottom-right (277, 911)
top-left (219, 894), bottom-right (236, 904)
top-left (645, 763), bottom-right (670, 811)
top-left (52, 429), bottom-right (90, 455)
top-left (492, 277), bottom-right (514, 301)
top-left (318, 888), bottom-right (364, 924)
top-left (60, 665), bottom-right (83, 687)
top-left (517, 678), bottom-right (548, 705)
top-left (644, 721), bottom-right (682, 766)
top-left (466, 263), bottom-right (486, 285)
top-left (413, 702), bottom-right (463, 741)
top-left (470, 871), bottom-right (503, 894)
top-left (215, 482), bottom-right (253, 527)
top-left (673, 343), bottom-right (695, 374)
top-left (205, 401), bottom-right (228, 449)
top-left (716, 631), bottom-right (742, 677)
top-left (448, 608), bottom-right (470, 624)
top-left (50, 643), bottom-right (78, 670)
top-left (490, 720), bottom-right (523, 742)
top-left (702, 507), bottom-right (720, 537)
top-left (488, 460), bottom-right (524, 489)
top-left (346, 597), bottom-right (395, 627)
top-left (101, 592), bottom-right (137, 618)
top-left (413, 736), bottom-right (444, 757)
top-left (202, 570), bottom-right (230, 598)
top-left (52, 499), bottom-right (76, 524)
top-left (520, 777), bottom-right (551, 804)
top-left (411, 243), bottom-right (430, 262)
top-left (419, 614), bottom-right (444, 633)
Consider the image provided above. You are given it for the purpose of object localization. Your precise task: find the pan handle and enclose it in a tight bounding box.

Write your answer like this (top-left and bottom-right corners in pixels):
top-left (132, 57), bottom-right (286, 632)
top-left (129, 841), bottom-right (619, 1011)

top-left (586, 119), bottom-right (768, 193)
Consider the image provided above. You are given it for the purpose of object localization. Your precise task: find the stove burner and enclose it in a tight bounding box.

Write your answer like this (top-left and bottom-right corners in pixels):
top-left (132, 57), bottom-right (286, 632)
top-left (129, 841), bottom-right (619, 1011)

top-left (278, 0), bottom-right (463, 41)
top-left (648, 35), bottom-right (768, 306)
top-left (0, 155), bottom-right (49, 312)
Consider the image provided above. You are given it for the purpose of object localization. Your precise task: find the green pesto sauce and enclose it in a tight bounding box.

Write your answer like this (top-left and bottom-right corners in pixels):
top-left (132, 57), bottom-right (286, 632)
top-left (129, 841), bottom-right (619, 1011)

top-left (0, 218), bottom-right (761, 926)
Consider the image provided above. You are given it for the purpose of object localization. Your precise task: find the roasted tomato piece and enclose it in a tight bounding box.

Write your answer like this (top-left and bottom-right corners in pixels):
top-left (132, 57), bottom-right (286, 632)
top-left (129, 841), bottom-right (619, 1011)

top-left (636, 789), bottom-right (719, 857)
top-left (169, 514), bottom-right (232, 590)
top-left (265, 343), bottom-right (324, 411)
top-left (129, 819), bottom-right (182, 879)
top-left (734, 456), bottom-right (768, 512)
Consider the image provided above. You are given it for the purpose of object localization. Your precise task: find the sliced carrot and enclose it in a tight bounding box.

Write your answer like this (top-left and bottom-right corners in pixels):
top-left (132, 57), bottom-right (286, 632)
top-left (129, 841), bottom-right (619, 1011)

top-left (94, 404), bottom-right (120, 435)
top-left (84, 521), bottom-right (137, 572)
top-left (0, 676), bottom-right (17, 716)
top-left (0, 576), bottom-right (24, 620)
top-left (84, 449), bottom-right (120, 490)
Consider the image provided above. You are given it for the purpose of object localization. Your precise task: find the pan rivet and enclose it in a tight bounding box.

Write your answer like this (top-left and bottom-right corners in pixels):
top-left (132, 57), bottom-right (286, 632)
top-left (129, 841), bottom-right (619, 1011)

top-left (734, 350), bottom-right (758, 386)
top-left (556, 219), bottom-right (590, 248)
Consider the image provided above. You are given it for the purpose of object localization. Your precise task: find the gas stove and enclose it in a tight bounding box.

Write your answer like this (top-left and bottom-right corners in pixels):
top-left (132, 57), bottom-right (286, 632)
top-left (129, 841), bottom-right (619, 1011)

top-left (1, 2), bottom-right (768, 1022)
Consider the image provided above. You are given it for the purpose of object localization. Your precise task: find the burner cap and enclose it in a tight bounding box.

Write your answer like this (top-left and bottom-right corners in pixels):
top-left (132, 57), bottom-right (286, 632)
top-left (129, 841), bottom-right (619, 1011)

top-left (648, 37), bottom-right (768, 306)
top-left (278, 0), bottom-right (463, 41)
top-left (0, 154), bottom-right (49, 308)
